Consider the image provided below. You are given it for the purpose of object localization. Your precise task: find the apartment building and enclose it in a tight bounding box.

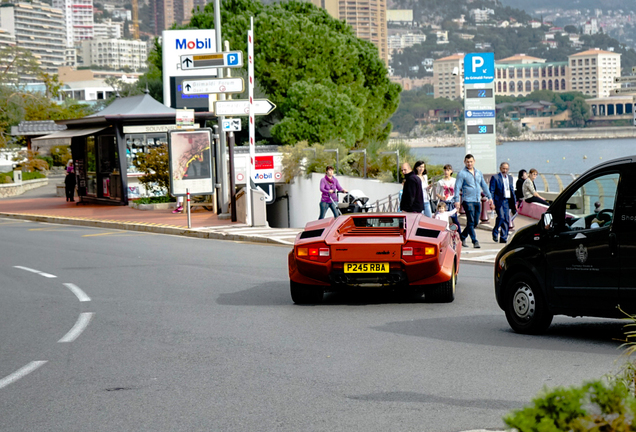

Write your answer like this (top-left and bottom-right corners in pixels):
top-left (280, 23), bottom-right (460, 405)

top-left (93, 19), bottom-right (123, 39)
top-left (388, 33), bottom-right (426, 52)
top-left (310, 0), bottom-right (388, 65)
top-left (80, 38), bottom-right (148, 71)
top-left (52, 0), bottom-right (94, 46)
top-left (568, 48), bottom-right (620, 97)
top-left (433, 53), bottom-right (464, 100)
top-left (0, 1), bottom-right (66, 80)
top-left (495, 54), bottom-right (569, 96)
top-left (153, 0), bottom-right (194, 33)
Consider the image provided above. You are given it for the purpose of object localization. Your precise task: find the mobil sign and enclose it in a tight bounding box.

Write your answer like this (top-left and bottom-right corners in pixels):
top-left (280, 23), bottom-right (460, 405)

top-left (162, 29), bottom-right (217, 110)
top-left (233, 152), bottom-right (284, 185)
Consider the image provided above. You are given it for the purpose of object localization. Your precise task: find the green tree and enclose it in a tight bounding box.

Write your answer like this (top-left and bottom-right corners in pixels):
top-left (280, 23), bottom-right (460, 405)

top-left (570, 97), bottom-right (591, 127)
top-left (270, 80), bottom-right (363, 147)
top-left (185, 0), bottom-right (400, 145)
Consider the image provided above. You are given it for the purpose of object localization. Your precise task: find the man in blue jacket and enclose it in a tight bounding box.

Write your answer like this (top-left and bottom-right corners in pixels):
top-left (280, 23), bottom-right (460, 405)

top-left (489, 162), bottom-right (515, 244)
top-left (453, 154), bottom-right (493, 248)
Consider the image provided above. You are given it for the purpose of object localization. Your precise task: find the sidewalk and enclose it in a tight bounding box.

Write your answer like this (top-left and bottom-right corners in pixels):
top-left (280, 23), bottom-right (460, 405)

top-left (0, 180), bottom-right (538, 262)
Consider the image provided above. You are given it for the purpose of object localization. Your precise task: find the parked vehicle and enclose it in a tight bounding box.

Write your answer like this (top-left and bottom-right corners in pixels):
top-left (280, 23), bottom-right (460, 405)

top-left (494, 155), bottom-right (636, 334)
top-left (289, 213), bottom-right (462, 304)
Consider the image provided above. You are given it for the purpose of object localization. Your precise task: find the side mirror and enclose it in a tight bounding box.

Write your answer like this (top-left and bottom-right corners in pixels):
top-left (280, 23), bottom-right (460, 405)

top-left (541, 213), bottom-right (553, 231)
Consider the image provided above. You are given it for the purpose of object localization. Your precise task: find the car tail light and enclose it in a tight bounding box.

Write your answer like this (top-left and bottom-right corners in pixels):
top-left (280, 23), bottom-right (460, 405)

top-left (296, 243), bottom-right (330, 263)
top-left (402, 242), bottom-right (436, 262)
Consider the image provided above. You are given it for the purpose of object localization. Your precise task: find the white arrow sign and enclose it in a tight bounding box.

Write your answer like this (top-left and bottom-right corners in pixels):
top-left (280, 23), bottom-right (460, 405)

top-left (214, 99), bottom-right (276, 116)
top-left (256, 183), bottom-right (274, 204)
top-left (182, 78), bottom-right (245, 94)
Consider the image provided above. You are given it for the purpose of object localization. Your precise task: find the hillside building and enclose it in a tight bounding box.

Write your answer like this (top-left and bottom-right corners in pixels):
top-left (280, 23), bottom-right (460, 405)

top-left (0, 1), bottom-right (66, 80)
top-left (52, 0), bottom-right (94, 46)
top-left (309, 0), bottom-right (388, 65)
top-left (432, 53), bottom-right (464, 100)
top-left (568, 48), bottom-right (620, 97)
top-left (93, 19), bottom-right (123, 39)
top-left (495, 54), bottom-right (569, 96)
top-left (80, 38), bottom-right (148, 71)
top-left (153, 0), bottom-right (194, 33)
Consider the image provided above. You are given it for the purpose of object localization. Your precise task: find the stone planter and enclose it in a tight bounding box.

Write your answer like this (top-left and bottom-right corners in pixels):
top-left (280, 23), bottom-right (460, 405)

top-left (130, 202), bottom-right (175, 211)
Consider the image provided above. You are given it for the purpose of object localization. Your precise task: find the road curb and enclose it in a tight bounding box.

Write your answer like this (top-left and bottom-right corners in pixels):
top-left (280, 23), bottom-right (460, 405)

top-left (0, 212), bottom-right (292, 246)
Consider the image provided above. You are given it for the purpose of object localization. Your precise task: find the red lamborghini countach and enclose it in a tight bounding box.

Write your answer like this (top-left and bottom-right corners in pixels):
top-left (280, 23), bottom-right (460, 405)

top-left (288, 213), bottom-right (462, 304)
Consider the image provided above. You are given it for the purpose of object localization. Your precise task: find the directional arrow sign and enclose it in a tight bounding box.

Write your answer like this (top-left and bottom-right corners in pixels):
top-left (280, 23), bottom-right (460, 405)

top-left (180, 51), bottom-right (243, 70)
top-left (182, 78), bottom-right (245, 95)
top-left (613, 87), bottom-right (636, 94)
top-left (214, 99), bottom-right (276, 116)
top-left (255, 183), bottom-right (275, 204)
top-left (615, 76), bottom-right (636, 83)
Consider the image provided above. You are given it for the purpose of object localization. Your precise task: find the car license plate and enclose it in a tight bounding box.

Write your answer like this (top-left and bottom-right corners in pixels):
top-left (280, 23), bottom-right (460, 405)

top-left (344, 263), bottom-right (389, 273)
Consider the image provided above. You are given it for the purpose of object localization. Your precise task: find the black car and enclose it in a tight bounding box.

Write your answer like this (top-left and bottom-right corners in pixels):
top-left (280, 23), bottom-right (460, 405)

top-left (495, 155), bottom-right (636, 334)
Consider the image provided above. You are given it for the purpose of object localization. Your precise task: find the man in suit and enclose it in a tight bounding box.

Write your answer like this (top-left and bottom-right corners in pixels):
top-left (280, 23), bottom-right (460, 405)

top-left (489, 162), bottom-right (515, 243)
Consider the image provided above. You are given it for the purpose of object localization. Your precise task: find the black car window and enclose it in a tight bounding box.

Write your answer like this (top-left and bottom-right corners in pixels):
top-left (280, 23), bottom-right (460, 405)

top-left (561, 172), bottom-right (619, 231)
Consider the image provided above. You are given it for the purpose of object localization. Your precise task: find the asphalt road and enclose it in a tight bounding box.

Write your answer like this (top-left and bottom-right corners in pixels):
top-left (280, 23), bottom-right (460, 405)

top-left (0, 217), bottom-right (628, 432)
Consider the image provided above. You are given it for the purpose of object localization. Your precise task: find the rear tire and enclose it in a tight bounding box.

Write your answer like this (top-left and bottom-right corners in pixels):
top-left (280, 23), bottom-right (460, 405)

top-left (426, 264), bottom-right (456, 303)
top-left (504, 273), bottom-right (553, 334)
top-left (290, 281), bottom-right (324, 304)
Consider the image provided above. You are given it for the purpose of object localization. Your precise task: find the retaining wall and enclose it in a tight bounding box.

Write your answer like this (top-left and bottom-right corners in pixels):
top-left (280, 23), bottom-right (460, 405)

top-left (0, 179), bottom-right (48, 198)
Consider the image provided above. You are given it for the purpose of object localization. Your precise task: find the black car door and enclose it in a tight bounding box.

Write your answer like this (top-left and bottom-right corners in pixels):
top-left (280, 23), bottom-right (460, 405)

top-left (545, 171), bottom-right (621, 311)
top-left (616, 164), bottom-right (636, 313)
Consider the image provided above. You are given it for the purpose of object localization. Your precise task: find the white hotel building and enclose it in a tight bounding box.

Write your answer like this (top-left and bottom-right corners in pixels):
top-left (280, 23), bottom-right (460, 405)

top-left (80, 38), bottom-right (148, 71)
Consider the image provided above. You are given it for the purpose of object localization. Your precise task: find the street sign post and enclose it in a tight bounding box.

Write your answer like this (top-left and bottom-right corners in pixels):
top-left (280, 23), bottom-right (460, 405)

top-left (182, 78), bottom-right (245, 95)
top-left (214, 99), bottom-right (276, 116)
top-left (614, 76), bottom-right (636, 84)
top-left (222, 119), bottom-right (241, 132)
top-left (180, 51), bottom-right (243, 70)
top-left (463, 53), bottom-right (497, 174)
top-left (613, 87), bottom-right (636, 95)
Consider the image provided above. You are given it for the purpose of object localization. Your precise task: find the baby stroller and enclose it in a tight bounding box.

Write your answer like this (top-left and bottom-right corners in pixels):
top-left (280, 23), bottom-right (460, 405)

top-left (337, 190), bottom-right (372, 214)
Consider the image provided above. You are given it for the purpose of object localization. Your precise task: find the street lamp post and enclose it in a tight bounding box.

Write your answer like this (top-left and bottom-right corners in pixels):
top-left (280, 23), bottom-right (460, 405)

top-left (380, 150), bottom-right (400, 183)
top-left (349, 149), bottom-right (367, 178)
top-left (324, 148), bottom-right (339, 173)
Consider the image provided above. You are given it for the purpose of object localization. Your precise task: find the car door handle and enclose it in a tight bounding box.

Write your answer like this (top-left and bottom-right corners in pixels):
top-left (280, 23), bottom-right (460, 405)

top-left (609, 233), bottom-right (617, 256)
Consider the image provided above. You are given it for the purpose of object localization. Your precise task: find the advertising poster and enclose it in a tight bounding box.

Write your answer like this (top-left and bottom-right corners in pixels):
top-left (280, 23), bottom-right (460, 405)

top-left (168, 129), bottom-right (214, 196)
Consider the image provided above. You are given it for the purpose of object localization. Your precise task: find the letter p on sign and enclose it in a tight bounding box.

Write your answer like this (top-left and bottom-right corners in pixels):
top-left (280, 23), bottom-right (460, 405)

top-left (472, 56), bottom-right (484, 73)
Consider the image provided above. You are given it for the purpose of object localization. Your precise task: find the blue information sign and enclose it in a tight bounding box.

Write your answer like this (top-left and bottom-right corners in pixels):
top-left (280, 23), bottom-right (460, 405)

top-left (464, 53), bottom-right (495, 84)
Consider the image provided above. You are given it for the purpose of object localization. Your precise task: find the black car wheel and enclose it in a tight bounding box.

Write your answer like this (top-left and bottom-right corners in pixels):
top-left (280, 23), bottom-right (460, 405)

top-left (426, 263), bottom-right (456, 303)
top-left (290, 281), bottom-right (324, 305)
top-left (504, 273), bottom-right (553, 334)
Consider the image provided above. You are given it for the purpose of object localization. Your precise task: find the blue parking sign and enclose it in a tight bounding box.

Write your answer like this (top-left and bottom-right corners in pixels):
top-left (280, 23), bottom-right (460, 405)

top-left (225, 53), bottom-right (239, 66)
top-left (464, 53), bottom-right (495, 84)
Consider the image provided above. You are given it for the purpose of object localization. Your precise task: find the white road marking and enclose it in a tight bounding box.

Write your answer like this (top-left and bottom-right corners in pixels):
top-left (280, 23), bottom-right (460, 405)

top-left (0, 361), bottom-right (47, 390)
top-left (460, 249), bottom-right (500, 254)
top-left (63, 283), bottom-right (91, 302)
top-left (58, 313), bottom-right (94, 343)
top-left (462, 254), bottom-right (498, 262)
top-left (13, 266), bottom-right (57, 278)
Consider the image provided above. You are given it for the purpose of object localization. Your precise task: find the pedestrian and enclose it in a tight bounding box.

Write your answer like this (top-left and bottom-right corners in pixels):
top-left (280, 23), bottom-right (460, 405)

top-left (399, 162), bottom-right (424, 213)
top-left (413, 160), bottom-right (432, 217)
top-left (435, 163), bottom-right (461, 236)
top-left (64, 159), bottom-right (76, 202)
top-left (318, 165), bottom-right (347, 219)
top-left (433, 201), bottom-right (458, 229)
top-left (515, 169), bottom-right (527, 206)
top-left (453, 154), bottom-right (493, 249)
top-left (523, 169), bottom-right (549, 206)
top-left (489, 162), bottom-right (515, 244)
top-left (173, 196), bottom-right (184, 213)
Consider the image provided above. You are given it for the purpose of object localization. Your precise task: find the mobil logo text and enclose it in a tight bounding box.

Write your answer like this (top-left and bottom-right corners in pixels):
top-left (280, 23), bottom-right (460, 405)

top-left (176, 38), bottom-right (213, 50)
top-left (254, 172), bottom-right (273, 181)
